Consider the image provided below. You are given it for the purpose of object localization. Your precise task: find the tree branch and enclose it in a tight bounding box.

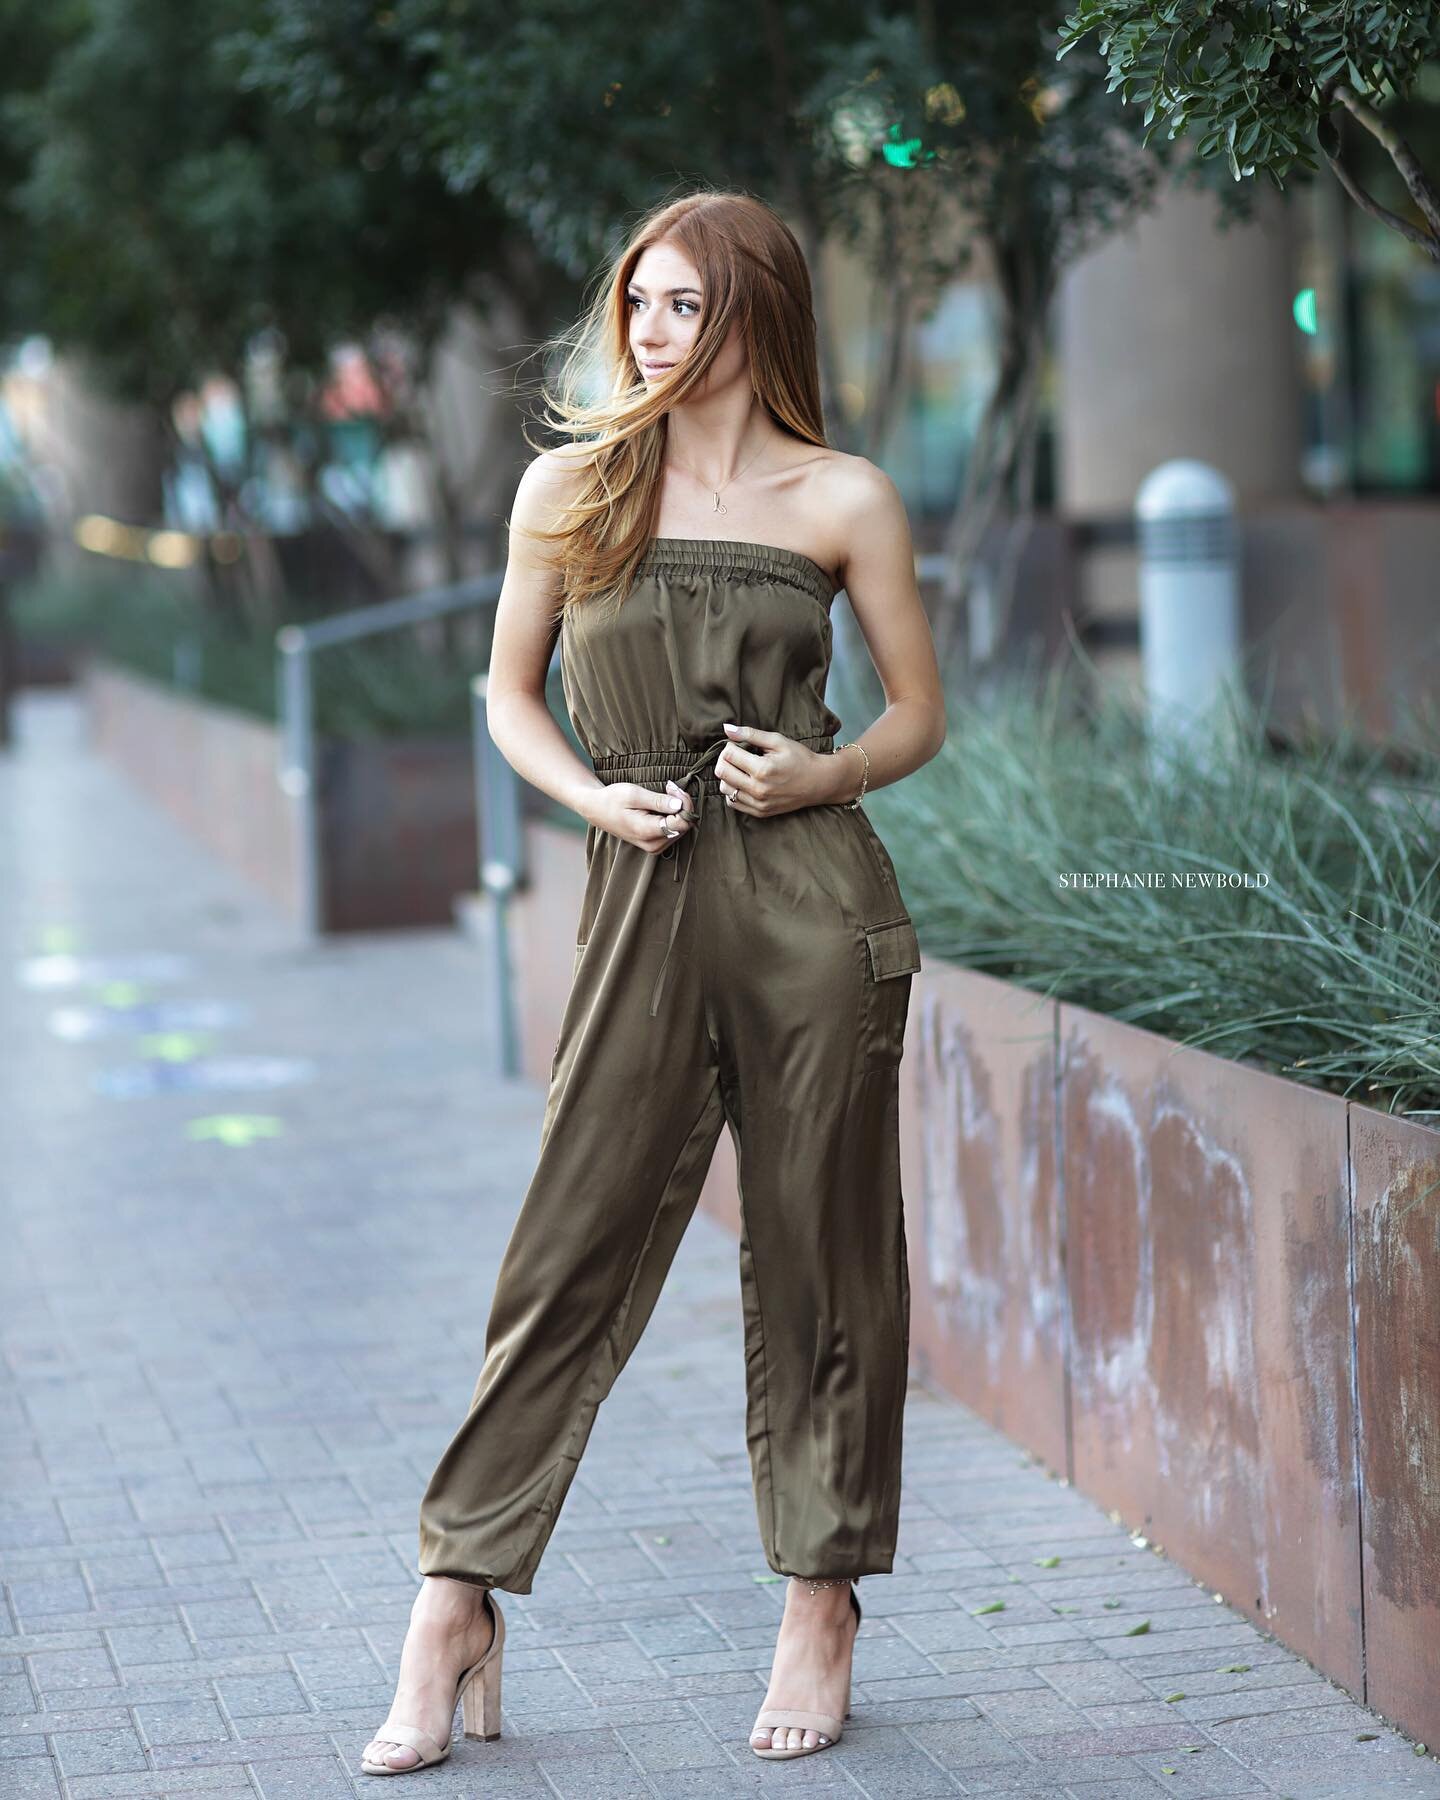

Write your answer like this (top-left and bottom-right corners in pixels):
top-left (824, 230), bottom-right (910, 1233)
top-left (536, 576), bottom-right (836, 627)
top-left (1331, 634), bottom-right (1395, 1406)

top-left (1322, 135), bottom-right (1440, 260)
top-left (1332, 83), bottom-right (1440, 240)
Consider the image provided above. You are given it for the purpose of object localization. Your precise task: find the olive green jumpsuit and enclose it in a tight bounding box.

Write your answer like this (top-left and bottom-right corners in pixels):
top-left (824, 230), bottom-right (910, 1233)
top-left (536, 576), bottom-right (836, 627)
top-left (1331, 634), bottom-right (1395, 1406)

top-left (418, 536), bottom-right (921, 1594)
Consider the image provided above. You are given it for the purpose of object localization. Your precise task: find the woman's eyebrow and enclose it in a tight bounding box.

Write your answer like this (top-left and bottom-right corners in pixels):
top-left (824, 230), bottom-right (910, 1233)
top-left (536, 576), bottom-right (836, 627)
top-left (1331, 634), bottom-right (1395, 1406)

top-left (627, 283), bottom-right (702, 297)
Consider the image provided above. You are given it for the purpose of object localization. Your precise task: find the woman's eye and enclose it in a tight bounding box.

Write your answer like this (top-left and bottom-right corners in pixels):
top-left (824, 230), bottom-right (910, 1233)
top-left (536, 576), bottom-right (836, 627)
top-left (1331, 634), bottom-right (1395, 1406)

top-left (626, 295), bottom-right (699, 315)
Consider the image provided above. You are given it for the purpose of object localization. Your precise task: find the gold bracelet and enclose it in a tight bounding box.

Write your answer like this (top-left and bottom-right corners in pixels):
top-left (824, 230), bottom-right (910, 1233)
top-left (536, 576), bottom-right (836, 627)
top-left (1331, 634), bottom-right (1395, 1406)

top-left (835, 741), bottom-right (869, 808)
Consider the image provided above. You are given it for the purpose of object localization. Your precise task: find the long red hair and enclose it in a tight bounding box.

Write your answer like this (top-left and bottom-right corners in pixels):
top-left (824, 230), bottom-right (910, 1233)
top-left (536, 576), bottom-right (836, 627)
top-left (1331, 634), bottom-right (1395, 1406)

top-left (514, 187), bottom-right (829, 613)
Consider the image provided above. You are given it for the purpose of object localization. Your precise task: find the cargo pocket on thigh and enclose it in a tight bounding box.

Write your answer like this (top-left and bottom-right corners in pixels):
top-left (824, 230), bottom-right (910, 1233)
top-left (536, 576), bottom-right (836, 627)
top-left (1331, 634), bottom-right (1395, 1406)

top-left (858, 917), bottom-right (921, 1072)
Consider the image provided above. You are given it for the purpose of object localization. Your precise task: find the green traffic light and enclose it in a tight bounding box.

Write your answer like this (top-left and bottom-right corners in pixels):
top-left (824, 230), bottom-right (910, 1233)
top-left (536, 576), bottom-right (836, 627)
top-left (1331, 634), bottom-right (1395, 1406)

top-left (883, 122), bottom-right (936, 168)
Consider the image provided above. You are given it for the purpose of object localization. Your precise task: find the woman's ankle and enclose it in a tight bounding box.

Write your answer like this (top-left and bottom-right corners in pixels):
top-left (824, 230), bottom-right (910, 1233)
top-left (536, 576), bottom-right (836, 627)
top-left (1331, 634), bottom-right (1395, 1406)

top-left (417, 1574), bottom-right (492, 1620)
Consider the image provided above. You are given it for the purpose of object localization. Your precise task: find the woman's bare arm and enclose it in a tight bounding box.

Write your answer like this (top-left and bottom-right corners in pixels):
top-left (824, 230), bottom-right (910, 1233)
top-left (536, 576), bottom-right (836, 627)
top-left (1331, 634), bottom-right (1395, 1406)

top-left (486, 452), bottom-right (687, 850)
top-left (484, 451), bottom-right (600, 818)
top-left (819, 459), bottom-right (947, 804)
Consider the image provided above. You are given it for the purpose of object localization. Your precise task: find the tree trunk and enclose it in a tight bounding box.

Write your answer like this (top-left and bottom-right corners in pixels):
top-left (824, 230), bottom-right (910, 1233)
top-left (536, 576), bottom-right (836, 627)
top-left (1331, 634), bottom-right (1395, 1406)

top-left (860, 187), bottom-right (917, 463)
top-left (932, 220), bottom-right (1053, 684)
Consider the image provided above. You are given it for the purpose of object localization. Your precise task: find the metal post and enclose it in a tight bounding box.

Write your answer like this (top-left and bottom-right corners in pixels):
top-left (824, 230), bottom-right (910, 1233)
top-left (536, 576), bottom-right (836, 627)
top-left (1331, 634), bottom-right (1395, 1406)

top-left (473, 673), bottom-right (522, 1077)
top-left (173, 634), bottom-right (202, 691)
top-left (0, 578), bottom-right (13, 750)
top-left (1136, 459), bottom-right (1240, 763)
top-left (276, 627), bottom-right (322, 939)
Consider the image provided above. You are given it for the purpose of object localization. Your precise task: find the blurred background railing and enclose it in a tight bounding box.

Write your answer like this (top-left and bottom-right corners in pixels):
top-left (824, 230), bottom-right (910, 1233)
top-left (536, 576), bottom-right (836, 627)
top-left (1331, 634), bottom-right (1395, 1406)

top-left (275, 572), bottom-right (504, 937)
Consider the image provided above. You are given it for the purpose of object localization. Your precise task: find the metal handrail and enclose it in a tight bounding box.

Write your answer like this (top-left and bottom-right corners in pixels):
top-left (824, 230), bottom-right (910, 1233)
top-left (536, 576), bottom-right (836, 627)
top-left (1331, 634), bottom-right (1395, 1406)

top-left (275, 571), bottom-right (503, 936)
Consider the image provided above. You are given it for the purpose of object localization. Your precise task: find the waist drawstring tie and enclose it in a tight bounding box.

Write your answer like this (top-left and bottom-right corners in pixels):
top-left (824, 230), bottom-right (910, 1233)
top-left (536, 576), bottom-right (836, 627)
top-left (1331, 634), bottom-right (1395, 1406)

top-left (647, 736), bottom-right (728, 1018)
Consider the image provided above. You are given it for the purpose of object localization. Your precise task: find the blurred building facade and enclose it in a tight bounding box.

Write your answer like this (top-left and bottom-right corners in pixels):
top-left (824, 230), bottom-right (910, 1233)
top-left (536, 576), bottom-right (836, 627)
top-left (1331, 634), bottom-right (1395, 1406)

top-left (1062, 175), bottom-right (1437, 738)
top-left (863, 169), bottom-right (1440, 741)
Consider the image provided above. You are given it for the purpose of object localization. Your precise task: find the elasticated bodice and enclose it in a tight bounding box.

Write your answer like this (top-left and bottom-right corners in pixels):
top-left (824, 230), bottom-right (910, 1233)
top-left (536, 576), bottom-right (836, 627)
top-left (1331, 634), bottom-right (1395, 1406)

top-left (559, 537), bottom-right (844, 773)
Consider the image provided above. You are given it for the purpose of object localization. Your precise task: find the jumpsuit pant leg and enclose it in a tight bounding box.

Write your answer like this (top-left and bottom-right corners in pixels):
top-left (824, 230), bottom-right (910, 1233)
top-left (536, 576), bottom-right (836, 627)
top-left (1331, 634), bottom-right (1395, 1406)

top-left (417, 830), bottom-right (725, 1594)
top-left (705, 800), bottom-right (917, 1582)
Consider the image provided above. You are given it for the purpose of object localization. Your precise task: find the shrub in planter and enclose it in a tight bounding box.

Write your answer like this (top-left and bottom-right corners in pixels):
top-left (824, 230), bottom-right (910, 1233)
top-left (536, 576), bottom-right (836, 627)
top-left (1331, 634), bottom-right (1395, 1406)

top-left (871, 660), bottom-right (1439, 1123)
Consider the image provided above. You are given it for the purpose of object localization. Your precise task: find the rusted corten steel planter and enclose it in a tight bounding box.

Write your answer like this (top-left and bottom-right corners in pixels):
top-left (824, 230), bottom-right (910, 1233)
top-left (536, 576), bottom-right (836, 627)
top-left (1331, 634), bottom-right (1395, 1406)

top-left (903, 963), bottom-right (1439, 1754)
top-left (518, 817), bottom-right (1439, 1753)
top-left (902, 965), bottom-right (1067, 1481)
top-left (1348, 1106), bottom-right (1440, 1751)
top-left (85, 662), bottom-right (476, 931)
top-left (1058, 1010), bottom-right (1362, 1691)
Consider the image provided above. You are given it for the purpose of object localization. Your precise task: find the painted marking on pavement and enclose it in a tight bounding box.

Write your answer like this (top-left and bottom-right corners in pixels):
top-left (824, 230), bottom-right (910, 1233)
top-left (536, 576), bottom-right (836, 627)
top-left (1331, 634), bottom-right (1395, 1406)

top-left (186, 1115), bottom-right (286, 1147)
top-left (94, 1056), bottom-right (316, 1098)
top-left (49, 1000), bottom-right (249, 1041)
top-left (18, 953), bottom-right (192, 990)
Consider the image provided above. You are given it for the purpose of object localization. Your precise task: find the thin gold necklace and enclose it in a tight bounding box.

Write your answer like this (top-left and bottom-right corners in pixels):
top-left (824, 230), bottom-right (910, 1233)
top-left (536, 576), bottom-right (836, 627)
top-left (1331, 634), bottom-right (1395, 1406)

top-left (665, 436), bottom-right (772, 515)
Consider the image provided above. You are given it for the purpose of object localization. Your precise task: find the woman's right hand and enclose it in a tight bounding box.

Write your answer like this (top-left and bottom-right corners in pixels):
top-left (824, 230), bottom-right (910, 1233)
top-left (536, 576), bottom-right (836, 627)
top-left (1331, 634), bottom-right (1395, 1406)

top-left (589, 780), bottom-right (695, 854)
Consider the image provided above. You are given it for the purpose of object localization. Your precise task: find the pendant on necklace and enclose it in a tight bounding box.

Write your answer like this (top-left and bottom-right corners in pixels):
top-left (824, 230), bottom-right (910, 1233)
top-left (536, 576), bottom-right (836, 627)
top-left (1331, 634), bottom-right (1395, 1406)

top-left (713, 493), bottom-right (727, 514)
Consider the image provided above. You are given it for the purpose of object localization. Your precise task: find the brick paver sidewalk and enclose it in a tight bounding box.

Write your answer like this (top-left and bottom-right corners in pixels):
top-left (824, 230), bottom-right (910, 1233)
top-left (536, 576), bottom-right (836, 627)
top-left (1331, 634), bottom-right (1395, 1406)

top-left (3, 690), bottom-right (1436, 1800)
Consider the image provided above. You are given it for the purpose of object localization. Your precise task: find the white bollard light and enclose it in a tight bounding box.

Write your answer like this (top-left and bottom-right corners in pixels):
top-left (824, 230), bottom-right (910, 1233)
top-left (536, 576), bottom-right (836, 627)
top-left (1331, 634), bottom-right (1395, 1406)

top-left (1136, 459), bottom-right (1240, 760)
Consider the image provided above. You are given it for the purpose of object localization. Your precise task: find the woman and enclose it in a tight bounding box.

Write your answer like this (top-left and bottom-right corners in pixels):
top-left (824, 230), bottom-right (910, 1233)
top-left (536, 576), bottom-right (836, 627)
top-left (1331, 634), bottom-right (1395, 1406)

top-left (363, 187), bottom-right (945, 1777)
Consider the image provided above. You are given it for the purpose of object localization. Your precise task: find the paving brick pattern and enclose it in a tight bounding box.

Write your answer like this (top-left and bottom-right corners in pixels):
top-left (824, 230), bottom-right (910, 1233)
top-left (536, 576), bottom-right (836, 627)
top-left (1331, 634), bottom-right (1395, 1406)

top-left (2, 691), bottom-right (1437, 1799)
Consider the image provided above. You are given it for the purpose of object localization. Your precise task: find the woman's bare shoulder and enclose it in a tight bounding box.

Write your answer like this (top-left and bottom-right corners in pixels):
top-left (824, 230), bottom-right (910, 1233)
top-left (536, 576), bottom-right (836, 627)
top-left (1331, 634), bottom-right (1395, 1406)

top-left (811, 454), bottom-right (912, 598)
top-left (815, 448), bottom-right (899, 514)
top-left (509, 446), bottom-right (591, 542)
top-left (502, 449), bottom-right (594, 601)
top-left (516, 442), bottom-right (593, 503)
top-left (800, 450), bottom-right (904, 579)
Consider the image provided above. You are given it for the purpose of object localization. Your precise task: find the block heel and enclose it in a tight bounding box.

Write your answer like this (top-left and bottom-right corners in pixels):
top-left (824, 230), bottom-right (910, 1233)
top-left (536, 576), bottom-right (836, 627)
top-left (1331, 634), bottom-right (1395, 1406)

top-left (460, 1596), bottom-right (504, 1742)
top-left (361, 1587), bottom-right (505, 1775)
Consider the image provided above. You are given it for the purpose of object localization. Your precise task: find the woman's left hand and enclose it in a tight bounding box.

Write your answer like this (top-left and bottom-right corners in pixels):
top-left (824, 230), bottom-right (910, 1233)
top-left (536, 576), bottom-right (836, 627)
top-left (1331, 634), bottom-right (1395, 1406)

top-left (668, 720), bottom-right (833, 820)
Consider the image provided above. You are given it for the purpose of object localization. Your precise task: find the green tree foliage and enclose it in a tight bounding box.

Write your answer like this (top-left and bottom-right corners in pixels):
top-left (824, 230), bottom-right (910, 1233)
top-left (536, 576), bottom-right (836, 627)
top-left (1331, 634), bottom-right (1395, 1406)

top-left (1058, 1), bottom-right (1440, 259)
top-left (0, 0), bottom-right (494, 402)
top-left (0, 0), bottom-right (562, 598)
top-left (3, 1), bottom-right (1171, 656)
top-left (237, 0), bottom-right (858, 418)
top-left (246, 1), bottom-right (1165, 673)
top-left (241, 0), bottom-right (847, 274)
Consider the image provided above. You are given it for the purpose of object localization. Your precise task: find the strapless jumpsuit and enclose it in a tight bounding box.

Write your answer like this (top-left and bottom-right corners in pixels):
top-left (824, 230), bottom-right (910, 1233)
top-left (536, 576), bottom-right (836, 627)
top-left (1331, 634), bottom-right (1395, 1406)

top-left (417, 536), bottom-right (921, 1594)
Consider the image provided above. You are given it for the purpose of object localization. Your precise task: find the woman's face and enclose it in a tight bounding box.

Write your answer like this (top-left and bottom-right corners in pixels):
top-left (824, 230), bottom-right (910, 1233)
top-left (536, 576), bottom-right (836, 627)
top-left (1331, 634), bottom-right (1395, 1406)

top-left (627, 239), bottom-right (743, 393)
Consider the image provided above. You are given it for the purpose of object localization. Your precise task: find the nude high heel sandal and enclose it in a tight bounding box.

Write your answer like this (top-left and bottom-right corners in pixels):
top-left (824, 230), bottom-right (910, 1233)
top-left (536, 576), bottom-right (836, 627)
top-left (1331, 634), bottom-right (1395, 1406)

top-left (750, 1581), bottom-right (862, 1761)
top-left (361, 1587), bottom-right (505, 1776)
